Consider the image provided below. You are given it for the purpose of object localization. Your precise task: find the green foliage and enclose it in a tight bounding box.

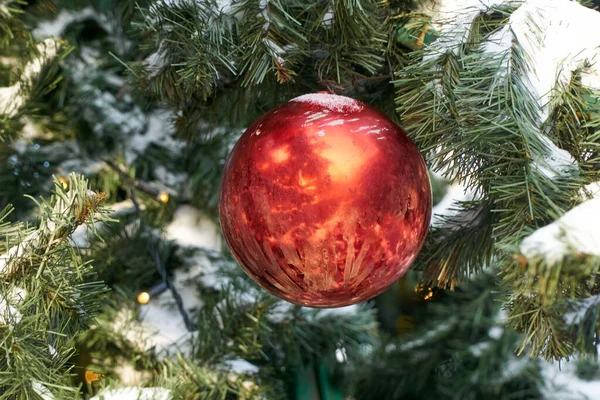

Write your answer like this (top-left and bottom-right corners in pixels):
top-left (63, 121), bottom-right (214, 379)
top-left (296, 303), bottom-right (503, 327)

top-left (0, 174), bottom-right (110, 399)
top-left (344, 273), bottom-right (545, 400)
top-left (392, 1), bottom-right (600, 361)
top-left (5, 0), bottom-right (600, 396)
top-left (129, 0), bottom-right (399, 123)
top-left (575, 358), bottom-right (600, 381)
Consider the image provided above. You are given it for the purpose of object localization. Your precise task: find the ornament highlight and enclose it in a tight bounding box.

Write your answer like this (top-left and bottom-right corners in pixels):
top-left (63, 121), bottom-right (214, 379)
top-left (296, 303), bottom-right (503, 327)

top-left (219, 93), bottom-right (431, 307)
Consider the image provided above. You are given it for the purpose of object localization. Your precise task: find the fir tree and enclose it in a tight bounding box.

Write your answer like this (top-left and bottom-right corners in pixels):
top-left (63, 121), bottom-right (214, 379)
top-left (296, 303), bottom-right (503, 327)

top-left (3, 0), bottom-right (600, 399)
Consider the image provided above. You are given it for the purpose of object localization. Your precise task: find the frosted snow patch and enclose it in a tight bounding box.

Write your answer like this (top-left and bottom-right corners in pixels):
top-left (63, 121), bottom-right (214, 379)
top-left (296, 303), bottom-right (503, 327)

top-left (531, 135), bottom-right (577, 179)
top-left (316, 304), bottom-right (359, 317)
top-left (321, 7), bottom-right (334, 28)
top-left (488, 326), bottom-right (504, 340)
top-left (520, 196), bottom-right (600, 265)
top-left (563, 295), bottom-right (600, 325)
top-left (431, 183), bottom-right (475, 227)
top-left (31, 381), bottom-right (54, 400)
top-left (542, 360), bottom-right (600, 400)
top-left (144, 42), bottom-right (169, 79)
top-left (126, 110), bottom-right (184, 164)
top-left (165, 205), bottom-right (221, 250)
top-left (0, 287), bottom-right (27, 326)
top-left (136, 292), bottom-right (197, 357)
top-left (0, 39), bottom-right (59, 117)
top-left (335, 347), bottom-right (348, 363)
top-left (90, 387), bottom-right (171, 400)
top-left (291, 93), bottom-right (363, 113)
top-left (34, 8), bottom-right (109, 39)
top-left (223, 359), bottom-right (259, 374)
top-left (420, 0), bottom-right (520, 62)
top-left (510, 0), bottom-right (600, 123)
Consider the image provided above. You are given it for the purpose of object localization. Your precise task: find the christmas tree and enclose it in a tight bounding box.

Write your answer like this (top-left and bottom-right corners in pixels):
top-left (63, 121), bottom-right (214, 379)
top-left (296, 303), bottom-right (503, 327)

top-left (4, 0), bottom-right (600, 399)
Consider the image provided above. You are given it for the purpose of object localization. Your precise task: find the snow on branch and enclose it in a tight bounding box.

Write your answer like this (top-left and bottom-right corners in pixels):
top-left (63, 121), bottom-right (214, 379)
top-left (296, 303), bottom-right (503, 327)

top-left (33, 7), bottom-right (110, 39)
top-left (90, 387), bottom-right (172, 400)
top-left (420, 0), bottom-right (600, 179)
top-left (0, 175), bottom-right (104, 277)
top-left (0, 39), bottom-right (59, 118)
top-left (520, 194), bottom-right (600, 264)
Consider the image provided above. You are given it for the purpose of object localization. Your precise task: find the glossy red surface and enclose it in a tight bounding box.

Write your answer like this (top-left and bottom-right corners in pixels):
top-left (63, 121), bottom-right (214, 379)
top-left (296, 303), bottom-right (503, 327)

top-left (219, 93), bottom-right (431, 307)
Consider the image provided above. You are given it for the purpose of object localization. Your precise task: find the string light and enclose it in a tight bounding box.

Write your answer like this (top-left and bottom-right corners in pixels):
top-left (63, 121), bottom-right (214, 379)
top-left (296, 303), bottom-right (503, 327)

top-left (84, 370), bottom-right (102, 384)
top-left (137, 292), bottom-right (150, 305)
top-left (57, 176), bottom-right (69, 190)
top-left (414, 282), bottom-right (434, 300)
top-left (137, 282), bottom-right (168, 305)
top-left (157, 192), bottom-right (169, 204)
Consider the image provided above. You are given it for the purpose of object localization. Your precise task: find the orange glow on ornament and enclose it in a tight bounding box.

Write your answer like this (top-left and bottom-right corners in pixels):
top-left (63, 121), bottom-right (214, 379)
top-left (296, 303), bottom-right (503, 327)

top-left (219, 93), bottom-right (432, 308)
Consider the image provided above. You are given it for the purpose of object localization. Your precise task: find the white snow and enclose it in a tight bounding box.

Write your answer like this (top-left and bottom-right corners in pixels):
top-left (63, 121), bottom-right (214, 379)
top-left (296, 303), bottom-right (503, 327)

top-left (420, 0), bottom-right (521, 63)
top-left (144, 42), bottom-right (169, 79)
top-left (542, 360), bottom-right (600, 400)
top-left (48, 344), bottom-right (57, 358)
top-left (316, 304), bottom-right (359, 317)
top-left (216, 0), bottom-right (234, 14)
top-left (0, 287), bottom-right (27, 326)
top-left (335, 347), bottom-right (348, 363)
top-left (520, 196), bottom-right (600, 265)
top-left (469, 341), bottom-right (491, 356)
top-left (33, 8), bottom-right (109, 39)
top-left (165, 205), bottom-right (221, 250)
top-left (563, 295), bottom-right (600, 325)
top-left (31, 381), bottom-right (54, 400)
top-left (127, 206), bottom-right (223, 355)
top-left (502, 355), bottom-right (530, 381)
top-left (263, 38), bottom-right (285, 66)
top-left (291, 93), bottom-right (363, 113)
top-left (266, 301), bottom-right (294, 323)
top-left (488, 326), bottom-right (504, 340)
top-left (509, 0), bottom-right (600, 122)
top-left (581, 181), bottom-right (600, 199)
top-left (0, 39), bottom-right (59, 118)
top-left (126, 110), bottom-right (185, 164)
top-left (223, 359), bottom-right (259, 374)
top-left (321, 7), bottom-right (333, 28)
top-left (430, 183), bottom-right (475, 227)
top-left (421, 0), bottom-right (596, 180)
top-left (0, 232), bottom-right (40, 276)
top-left (114, 362), bottom-right (152, 386)
top-left (531, 135), bottom-right (577, 179)
top-left (90, 387), bottom-right (171, 400)
top-left (153, 165), bottom-right (187, 191)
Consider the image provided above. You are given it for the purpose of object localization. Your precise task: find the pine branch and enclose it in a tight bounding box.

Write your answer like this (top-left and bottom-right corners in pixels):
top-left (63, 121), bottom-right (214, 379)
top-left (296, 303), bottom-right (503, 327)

top-left (0, 173), bottom-right (110, 398)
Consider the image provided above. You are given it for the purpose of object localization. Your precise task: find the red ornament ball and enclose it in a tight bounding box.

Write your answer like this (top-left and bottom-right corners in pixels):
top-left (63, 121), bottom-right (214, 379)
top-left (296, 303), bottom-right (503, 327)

top-left (219, 93), bottom-right (431, 307)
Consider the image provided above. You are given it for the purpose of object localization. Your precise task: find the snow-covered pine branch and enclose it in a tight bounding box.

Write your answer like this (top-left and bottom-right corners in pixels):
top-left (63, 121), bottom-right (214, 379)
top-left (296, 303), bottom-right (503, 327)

top-left (420, 0), bottom-right (600, 179)
top-left (520, 187), bottom-right (600, 264)
top-left (0, 175), bottom-right (103, 277)
top-left (0, 39), bottom-right (59, 118)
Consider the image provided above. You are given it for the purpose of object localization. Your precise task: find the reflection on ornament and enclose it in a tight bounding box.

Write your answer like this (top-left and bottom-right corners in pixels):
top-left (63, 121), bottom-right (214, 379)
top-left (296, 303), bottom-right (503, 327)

top-left (220, 93), bottom-right (432, 308)
top-left (137, 291), bottom-right (150, 305)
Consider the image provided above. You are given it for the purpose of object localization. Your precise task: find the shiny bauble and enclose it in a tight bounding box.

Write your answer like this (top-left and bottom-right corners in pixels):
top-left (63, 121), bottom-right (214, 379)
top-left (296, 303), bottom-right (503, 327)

top-left (219, 93), bottom-right (431, 307)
